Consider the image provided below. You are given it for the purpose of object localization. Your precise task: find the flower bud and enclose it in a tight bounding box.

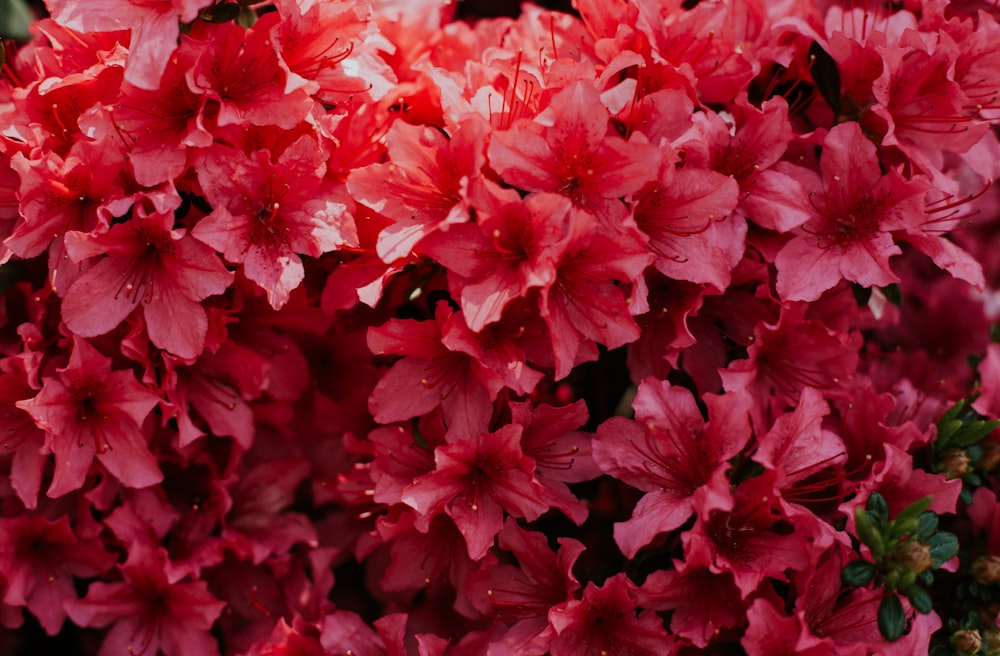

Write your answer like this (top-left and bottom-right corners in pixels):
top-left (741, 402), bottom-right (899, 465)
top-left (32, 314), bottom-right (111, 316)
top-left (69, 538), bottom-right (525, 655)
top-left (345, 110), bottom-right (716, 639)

top-left (938, 448), bottom-right (970, 479)
top-left (982, 628), bottom-right (1000, 656)
top-left (951, 629), bottom-right (983, 655)
top-left (972, 555), bottom-right (1000, 585)
top-left (891, 541), bottom-right (932, 573)
top-left (980, 438), bottom-right (1000, 473)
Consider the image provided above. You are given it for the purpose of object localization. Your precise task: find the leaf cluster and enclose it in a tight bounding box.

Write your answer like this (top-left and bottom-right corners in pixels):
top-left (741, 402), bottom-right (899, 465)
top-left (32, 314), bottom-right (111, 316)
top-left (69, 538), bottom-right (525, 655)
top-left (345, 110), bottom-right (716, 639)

top-left (843, 493), bottom-right (959, 641)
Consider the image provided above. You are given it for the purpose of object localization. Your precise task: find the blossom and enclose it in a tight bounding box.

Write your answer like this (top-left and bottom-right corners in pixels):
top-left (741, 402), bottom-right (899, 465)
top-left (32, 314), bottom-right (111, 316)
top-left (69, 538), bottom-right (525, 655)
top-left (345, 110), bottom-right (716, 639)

top-left (64, 542), bottom-right (226, 656)
top-left (193, 137), bottom-right (356, 309)
top-left (46, 0), bottom-right (211, 90)
top-left (61, 212), bottom-right (233, 359)
top-left (419, 188), bottom-right (566, 332)
top-left (0, 514), bottom-right (115, 634)
top-left (400, 423), bottom-right (549, 560)
top-left (347, 115), bottom-right (487, 262)
top-left (593, 379), bottom-right (753, 558)
top-left (465, 520), bottom-right (585, 655)
top-left (18, 336), bottom-right (162, 497)
top-left (539, 208), bottom-right (651, 380)
top-left (488, 80), bottom-right (661, 229)
top-left (548, 574), bottom-right (674, 656)
top-left (638, 551), bottom-right (745, 648)
top-left (774, 121), bottom-right (929, 301)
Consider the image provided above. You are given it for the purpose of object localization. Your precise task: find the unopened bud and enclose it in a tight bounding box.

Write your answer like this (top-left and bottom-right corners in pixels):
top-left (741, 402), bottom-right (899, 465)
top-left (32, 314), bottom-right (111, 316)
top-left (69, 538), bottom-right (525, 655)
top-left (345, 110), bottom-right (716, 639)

top-left (891, 541), bottom-right (933, 573)
top-left (952, 629), bottom-right (983, 655)
top-left (982, 628), bottom-right (1000, 656)
top-left (972, 555), bottom-right (1000, 584)
top-left (939, 448), bottom-right (970, 479)
top-left (980, 438), bottom-right (1000, 473)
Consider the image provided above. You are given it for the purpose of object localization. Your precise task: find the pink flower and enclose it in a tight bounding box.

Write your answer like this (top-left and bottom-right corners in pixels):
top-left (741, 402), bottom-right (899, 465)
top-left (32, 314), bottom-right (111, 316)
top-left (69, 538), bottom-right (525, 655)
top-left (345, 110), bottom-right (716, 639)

top-left (193, 138), bottom-right (356, 309)
top-left (184, 19), bottom-right (314, 129)
top-left (400, 423), bottom-right (549, 560)
top-left (540, 209), bottom-right (651, 380)
top-left (548, 574), bottom-right (674, 656)
top-left (638, 552), bottom-right (745, 649)
top-left (108, 51), bottom-right (212, 187)
top-left (0, 361), bottom-right (47, 508)
top-left (682, 473), bottom-right (820, 598)
top-left (61, 212), bottom-right (233, 359)
top-left (348, 115), bottom-right (488, 262)
top-left (509, 399), bottom-right (600, 525)
top-left (18, 337), bottom-right (162, 497)
top-left (774, 121), bottom-right (929, 301)
top-left (593, 379), bottom-right (753, 558)
top-left (0, 514), bottom-right (115, 635)
top-left (465, 520), bottom-right (585, 655)
top-left (64, 542), bottom-right (226, 656)
top-left (632, 163), bottom-right (742, 290)
top-left (367, 306), bottom-right (489, 436)
top-left (489, 80), bottom-right (661, 229)
top-left (47, 0), bottom-right (211, 90)
top-left (6, 138), bottom-right (126, 261)
top-left (419, 188), bottom-right (567, 332)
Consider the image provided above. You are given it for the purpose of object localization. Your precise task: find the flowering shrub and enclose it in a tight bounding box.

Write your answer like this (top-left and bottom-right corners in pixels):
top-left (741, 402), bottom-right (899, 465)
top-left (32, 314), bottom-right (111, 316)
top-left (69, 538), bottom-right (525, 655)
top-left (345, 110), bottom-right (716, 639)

top-left (2, 0), bottom-right (1000, 653)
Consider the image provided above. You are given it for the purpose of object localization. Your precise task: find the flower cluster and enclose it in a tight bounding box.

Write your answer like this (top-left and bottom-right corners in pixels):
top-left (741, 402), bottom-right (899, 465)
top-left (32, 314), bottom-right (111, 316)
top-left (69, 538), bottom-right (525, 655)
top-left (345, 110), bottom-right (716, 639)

top-left (2, 0), bottom-right (1000, 653)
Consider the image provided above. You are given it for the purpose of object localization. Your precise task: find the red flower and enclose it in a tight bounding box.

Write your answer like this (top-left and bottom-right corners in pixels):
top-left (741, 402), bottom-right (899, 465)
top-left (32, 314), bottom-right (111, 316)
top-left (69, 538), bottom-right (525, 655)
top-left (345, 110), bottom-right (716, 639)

top-left (18, 337), bottom-right (162, 497)
top-left (632, 163), bottom-right (742, 290)
top-left (347, 115), bottom-right (488, 262)
top-left (184, 19), bottom-right (314, 129)
top-left (466, 520), bottom-right (585, 655)
top-left (419, 188), bottom-right (567, 332)
top-left (193, 138), bottom-right (356, 309)
top-left (509, 399), bottom-right (600, 525)
top-left (0, 514), bottom-right (115, 635)
top-left (46, 0), bottom-right (210, 90)
top-left (64, 542), bottom-right (226, 656)
top-left (108, 51), bottom-right (212, 187)
top-left (683, 472), bottom-right (826, 599)
top-left (775, 121), bottom-right (929, 301)
top-left (548, 574), bottom-right (674, 656)
top-left (61, 212), bottom-right (233, 359)
top-left (593, 379), bottom-right (753, 558)
top-left (488, 80), bottom-right (661, 229)
top-left (638, 552), bottom-right (745, 649)
top-left (540, 209), bottom-right (651, 380)
top-left (400, 423), bottom-right (549, 560)
top-left (6, 138), bottom-right (126, 262)
top-left (0, 361), bottom-right (47, 508)
top-left (721, 302), bottom-right (860, 430)
top-left (367, 303), bottom-right (504, 437)
top-left (755, 387), bottom-right (849, 508)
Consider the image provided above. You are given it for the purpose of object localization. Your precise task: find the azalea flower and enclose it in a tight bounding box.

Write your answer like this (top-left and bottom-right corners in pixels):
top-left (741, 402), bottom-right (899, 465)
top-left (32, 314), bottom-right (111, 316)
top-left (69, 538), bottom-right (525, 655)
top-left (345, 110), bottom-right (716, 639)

top-left (64, 542), bottom-right (225, 656)
top-left (18, 337), bottom-right (162, 498)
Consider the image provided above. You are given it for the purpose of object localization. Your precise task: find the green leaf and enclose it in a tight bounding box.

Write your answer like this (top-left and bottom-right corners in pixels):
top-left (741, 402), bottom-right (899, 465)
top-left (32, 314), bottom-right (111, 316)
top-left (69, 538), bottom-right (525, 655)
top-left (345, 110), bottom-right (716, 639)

top-left (953, 419), bottom-right (1000, 448)
top-left (842, 559), bottom-right (877, 587)
top-left (855, 507), bottom-right (885, 557)
top-left (878, 594), bottom-right (906, 641)
top-left (927, 532), bottom-right (959, 565)
top-left (937, 419), bottom-right (963, 445)
top-left (881, 283), bottom-right (902, 307)
top-left (0, 0), bottom-right (33, 40)
top-left (889, 497), bottom-right (931, 540)
top-left (866, 492), bottom-right (889, 527)
top-left (914, 512), bottom-right (938, 541)
top-left (902, 586), bottom-right (933, 614)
